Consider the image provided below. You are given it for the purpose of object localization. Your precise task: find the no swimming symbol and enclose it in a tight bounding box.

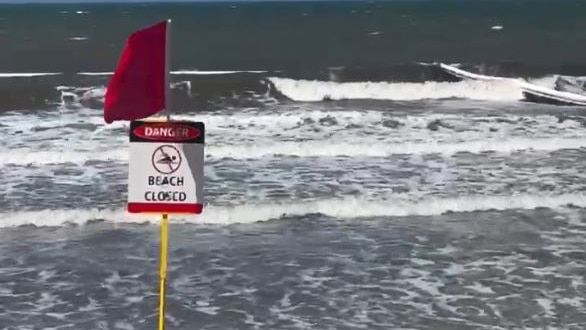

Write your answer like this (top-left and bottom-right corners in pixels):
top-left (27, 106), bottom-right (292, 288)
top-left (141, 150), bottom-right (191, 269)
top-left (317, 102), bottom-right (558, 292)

top-left (152, 145), bottom-right (182, 174)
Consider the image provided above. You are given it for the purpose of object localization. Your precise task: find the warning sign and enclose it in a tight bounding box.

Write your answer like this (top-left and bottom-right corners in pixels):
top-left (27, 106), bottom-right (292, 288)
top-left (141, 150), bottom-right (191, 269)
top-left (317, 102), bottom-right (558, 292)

top-left (128, 120), bottom-right (204, 214)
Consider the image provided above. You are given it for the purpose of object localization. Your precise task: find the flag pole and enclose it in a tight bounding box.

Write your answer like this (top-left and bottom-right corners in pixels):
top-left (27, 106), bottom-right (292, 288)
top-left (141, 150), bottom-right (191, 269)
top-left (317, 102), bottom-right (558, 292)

top-left (158, 213), bottom-right (169, 330)
top-left (165, 19), bottom-right (172, 121)
top-left (159, 19), bottom-right (172, 330)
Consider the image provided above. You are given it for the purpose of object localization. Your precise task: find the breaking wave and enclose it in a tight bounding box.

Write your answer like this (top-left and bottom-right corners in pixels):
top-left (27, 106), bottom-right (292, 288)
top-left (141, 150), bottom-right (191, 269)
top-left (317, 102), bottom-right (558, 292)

top-left (1, 66), bottom-right (582, 110)
top-left (0, 149), bottom-right (128, 167)
top-left (2, 136), bottom-right (586, 167)
top-left (268, 77), bottom-right (524, 102)
top-left (209, 137), bottom-right (586, 159)
top-left (2, 193), bottom-right (585, 227)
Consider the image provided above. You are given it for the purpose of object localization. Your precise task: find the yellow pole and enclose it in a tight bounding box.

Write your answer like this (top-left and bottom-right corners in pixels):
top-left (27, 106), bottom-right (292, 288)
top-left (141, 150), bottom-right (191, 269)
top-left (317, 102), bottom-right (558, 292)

top-left (158, 213), bottom-right (169, 330)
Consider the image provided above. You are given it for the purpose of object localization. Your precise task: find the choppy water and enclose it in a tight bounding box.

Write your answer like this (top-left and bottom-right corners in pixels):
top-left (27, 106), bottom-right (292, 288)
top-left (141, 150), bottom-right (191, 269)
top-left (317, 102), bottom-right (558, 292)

top-left (1, 1), bottom-right (586, 329)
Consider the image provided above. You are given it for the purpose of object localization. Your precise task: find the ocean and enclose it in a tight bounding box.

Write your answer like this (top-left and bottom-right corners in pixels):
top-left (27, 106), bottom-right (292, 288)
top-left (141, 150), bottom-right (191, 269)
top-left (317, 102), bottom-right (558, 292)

top-left (1, 0), bottom-right (586, 329)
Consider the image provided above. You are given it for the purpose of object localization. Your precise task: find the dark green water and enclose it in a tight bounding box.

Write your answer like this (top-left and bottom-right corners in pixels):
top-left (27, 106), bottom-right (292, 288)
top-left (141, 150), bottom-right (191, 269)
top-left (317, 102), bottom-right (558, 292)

top-left (1, 0), bottom-right (586, 74)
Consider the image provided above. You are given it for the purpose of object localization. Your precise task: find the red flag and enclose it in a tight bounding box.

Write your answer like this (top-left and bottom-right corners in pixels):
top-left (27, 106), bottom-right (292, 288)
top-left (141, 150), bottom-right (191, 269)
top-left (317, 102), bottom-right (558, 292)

top-left (104, 21), bottom-right (167, 123)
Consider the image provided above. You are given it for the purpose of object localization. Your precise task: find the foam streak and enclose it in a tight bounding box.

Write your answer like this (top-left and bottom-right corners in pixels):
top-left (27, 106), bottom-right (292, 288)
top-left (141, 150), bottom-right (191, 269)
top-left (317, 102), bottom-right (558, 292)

top-left (1, 137), bottom-right (585, 166)
top-left (2, 193), bottom-right (584, 227)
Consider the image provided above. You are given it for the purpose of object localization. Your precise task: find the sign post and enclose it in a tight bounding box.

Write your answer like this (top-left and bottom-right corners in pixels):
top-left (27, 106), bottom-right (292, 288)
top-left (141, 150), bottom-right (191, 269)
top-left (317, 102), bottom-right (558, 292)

top-left (128, 119), bottom-right (204, 329)
top-left (158, 213), bottom-right (169, 330)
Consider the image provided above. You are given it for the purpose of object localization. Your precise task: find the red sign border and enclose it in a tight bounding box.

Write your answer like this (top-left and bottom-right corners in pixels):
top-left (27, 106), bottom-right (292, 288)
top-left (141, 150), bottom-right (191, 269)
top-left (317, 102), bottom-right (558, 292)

top-left (128, 202), bottom-right (203, 214)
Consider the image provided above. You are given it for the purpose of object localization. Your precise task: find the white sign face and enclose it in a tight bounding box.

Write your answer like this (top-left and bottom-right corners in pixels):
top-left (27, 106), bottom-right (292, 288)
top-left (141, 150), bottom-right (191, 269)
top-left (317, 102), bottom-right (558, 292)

top-left (128, 120), bottom-right (204, 214)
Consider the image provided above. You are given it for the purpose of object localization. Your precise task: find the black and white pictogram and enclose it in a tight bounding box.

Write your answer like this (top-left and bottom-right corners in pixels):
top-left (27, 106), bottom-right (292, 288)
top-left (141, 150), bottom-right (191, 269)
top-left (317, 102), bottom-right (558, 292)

top-left (152, 145), bottom-right (182, 174)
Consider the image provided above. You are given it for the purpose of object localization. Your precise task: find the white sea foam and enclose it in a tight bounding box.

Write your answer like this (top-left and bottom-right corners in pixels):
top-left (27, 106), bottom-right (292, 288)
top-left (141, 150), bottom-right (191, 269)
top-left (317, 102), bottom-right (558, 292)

top-left (467, 282), bottom-right (495, 294)
top-left (1, 208), bottom-right (121, 227)
top-left (1, 136), bottom-right (584, 167)
top-left (0, 149), bottom-right (128, 166)
top-left (76, 72), bottom-right (113, 76)
top-left (209, 137), bottom-right (586, 159)
top-left (76, 70), bottom-right (268, 76)
top-left (199, 193), bottom-right (586, 224)
top-left (171, 70), bottom-right (268, 75)
top-left (0, 72), bottom-right (62, 78)
top-left (536, 298), bottom-right (555, 317)
top-left (2, 193), bottom-right (585, 227)
top-left (269, 77), bottom-right (523, 102)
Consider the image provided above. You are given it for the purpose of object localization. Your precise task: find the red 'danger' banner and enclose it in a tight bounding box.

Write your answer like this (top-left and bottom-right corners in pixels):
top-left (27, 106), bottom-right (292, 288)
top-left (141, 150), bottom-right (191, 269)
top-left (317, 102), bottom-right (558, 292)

top-left (104, 21), bottom-right (167, 123)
